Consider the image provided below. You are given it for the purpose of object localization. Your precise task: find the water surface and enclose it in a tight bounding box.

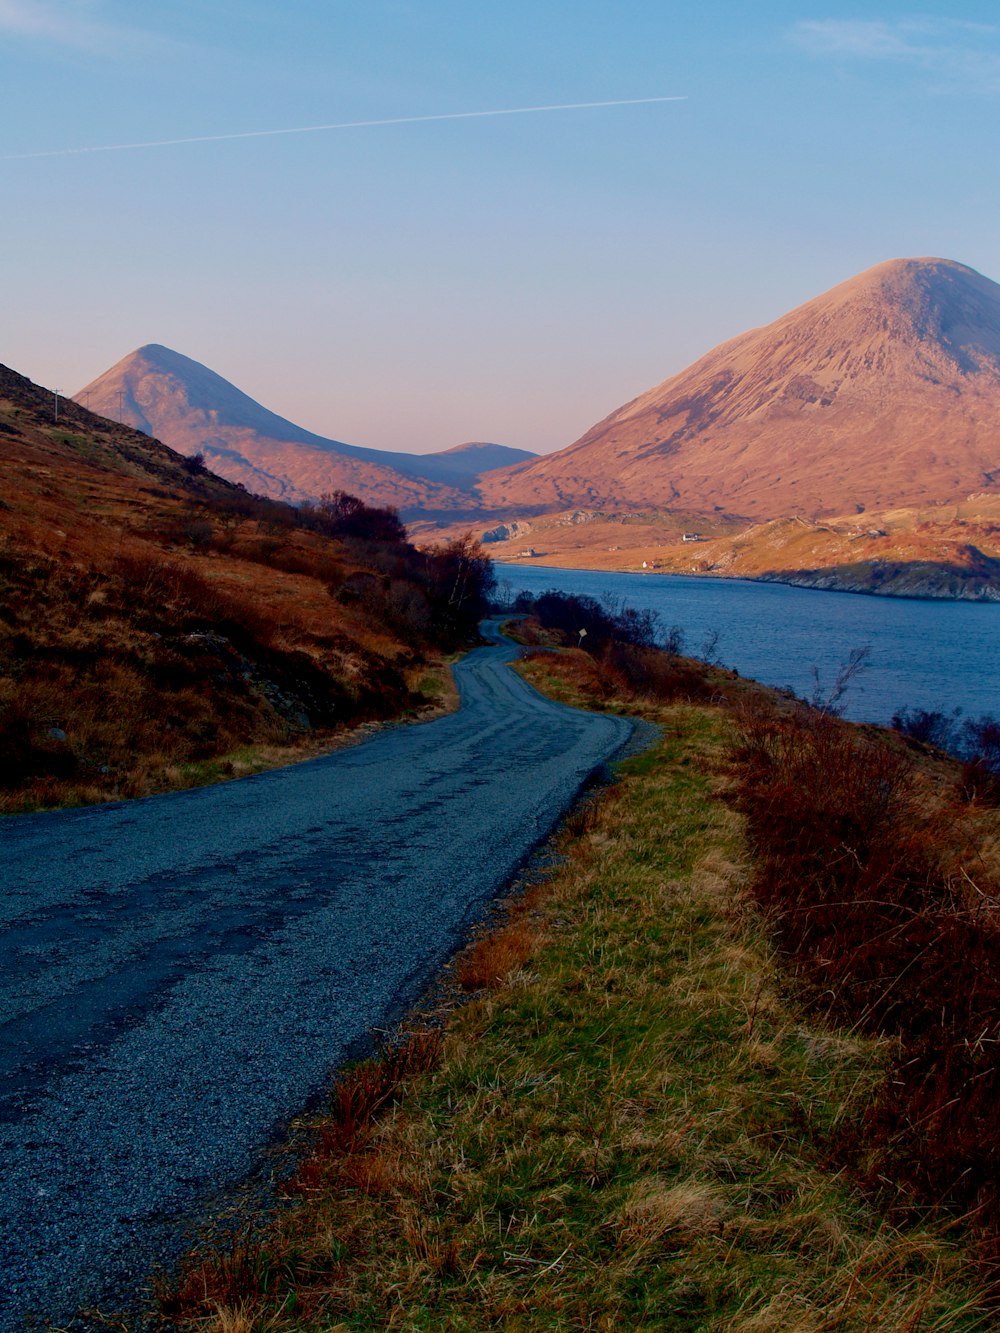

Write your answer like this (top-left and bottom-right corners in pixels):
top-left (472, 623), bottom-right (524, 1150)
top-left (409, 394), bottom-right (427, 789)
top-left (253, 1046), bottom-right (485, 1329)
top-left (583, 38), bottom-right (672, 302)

top-left (496, 565), bottom-right (1000, 724)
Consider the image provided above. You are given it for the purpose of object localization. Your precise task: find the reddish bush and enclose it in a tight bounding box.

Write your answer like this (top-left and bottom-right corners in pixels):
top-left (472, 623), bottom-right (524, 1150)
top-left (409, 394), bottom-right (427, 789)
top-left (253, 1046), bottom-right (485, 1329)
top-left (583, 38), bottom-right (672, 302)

top-left (729, 699), bottom-right (1000, 1247)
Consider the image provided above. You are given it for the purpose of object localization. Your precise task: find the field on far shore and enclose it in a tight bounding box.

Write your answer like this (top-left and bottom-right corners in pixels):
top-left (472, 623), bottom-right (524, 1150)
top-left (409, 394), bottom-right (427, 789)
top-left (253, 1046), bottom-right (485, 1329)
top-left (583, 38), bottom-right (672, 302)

top-left (414, 495), bottom-right (1000, 599)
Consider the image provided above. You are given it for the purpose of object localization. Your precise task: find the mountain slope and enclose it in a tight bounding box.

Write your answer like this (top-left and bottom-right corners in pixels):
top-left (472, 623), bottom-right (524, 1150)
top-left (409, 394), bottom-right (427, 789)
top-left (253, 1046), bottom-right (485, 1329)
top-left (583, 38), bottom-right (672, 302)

top-left (479, 258), bottom-right (1000, 518)
top-left (0, 359), bottom-right (488, 812)
top-left (77, 345), bottom-right (534, 511)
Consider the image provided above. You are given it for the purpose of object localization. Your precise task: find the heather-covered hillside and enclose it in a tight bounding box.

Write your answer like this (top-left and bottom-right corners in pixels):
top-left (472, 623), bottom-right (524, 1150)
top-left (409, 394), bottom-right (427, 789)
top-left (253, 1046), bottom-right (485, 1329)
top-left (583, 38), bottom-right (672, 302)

top-left (0, 363), bottom-right (492, 812)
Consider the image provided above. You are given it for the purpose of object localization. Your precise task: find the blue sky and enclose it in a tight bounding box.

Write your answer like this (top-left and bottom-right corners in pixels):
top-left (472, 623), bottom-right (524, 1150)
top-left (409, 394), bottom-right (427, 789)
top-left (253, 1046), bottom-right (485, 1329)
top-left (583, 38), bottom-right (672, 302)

top-left (2, 2), bottom-right (998, 453)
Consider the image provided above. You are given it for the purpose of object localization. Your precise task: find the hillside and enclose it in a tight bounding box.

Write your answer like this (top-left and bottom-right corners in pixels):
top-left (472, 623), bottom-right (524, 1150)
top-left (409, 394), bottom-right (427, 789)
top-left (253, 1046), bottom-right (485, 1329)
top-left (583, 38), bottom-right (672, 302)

top-left (0, 361), bottom-right (491, 812)
top-left (440, 498), bottom-right (1000, 600)
top-left (76, 344), bottom-right (534, 512)
top-left (479, 257), bottom-right (1000, 519)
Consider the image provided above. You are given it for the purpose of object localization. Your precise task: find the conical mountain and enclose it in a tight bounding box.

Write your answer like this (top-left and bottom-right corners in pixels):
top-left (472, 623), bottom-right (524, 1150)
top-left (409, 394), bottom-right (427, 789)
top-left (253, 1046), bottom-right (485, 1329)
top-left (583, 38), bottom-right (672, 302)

top-left (479, 258), bottom-right (1000, 518)
top-left (76, 345), bottom-right (533, 512)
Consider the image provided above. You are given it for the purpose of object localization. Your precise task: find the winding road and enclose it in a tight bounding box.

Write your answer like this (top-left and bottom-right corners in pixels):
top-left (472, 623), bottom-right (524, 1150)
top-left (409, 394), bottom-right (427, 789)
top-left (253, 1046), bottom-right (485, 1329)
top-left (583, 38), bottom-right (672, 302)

top-left (0, 623), bottom-right (638, 1328)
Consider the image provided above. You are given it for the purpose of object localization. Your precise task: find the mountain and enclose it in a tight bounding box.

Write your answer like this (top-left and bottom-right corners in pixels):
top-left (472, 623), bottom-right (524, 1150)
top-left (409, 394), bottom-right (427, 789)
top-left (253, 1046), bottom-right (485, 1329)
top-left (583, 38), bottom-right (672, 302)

top-left (427, 440), bottom-right (539, 480)
top-left (72, 258), bottom-right (1000, 534)
top-left (479, 258), bottom-right (1000, 518)
top-left (76, 345), bottom-right (535, 512)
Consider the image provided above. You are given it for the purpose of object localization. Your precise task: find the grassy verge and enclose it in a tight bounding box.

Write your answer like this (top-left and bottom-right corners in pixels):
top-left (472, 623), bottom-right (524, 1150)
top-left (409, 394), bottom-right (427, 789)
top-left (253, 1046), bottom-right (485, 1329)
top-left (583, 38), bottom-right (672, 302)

top-left (158, 654), bottom-right (992, 1331)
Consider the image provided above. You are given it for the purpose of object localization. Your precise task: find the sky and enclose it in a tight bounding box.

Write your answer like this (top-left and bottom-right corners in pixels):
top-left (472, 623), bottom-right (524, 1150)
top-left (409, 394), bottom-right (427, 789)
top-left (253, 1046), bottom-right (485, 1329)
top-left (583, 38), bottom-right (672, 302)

top-left (2, 2), bottom-right (999, 455)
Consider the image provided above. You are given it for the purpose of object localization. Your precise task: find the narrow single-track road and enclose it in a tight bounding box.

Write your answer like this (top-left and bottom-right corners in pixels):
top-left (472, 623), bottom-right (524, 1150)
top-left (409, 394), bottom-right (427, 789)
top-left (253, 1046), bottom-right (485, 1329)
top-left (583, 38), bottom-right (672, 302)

top-left (0, 623), bottom-right (638, 1327)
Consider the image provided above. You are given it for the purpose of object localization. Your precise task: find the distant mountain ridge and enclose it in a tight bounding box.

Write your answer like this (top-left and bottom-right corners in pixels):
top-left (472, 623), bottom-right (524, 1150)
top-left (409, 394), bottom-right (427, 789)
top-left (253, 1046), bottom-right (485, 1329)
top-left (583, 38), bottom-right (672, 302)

top-left (77, 257), bottom-right (1000, 527)
top-left (479, 257), bottom-right (1000, 518)
top-left (76, 344), bottom-right (535, 512)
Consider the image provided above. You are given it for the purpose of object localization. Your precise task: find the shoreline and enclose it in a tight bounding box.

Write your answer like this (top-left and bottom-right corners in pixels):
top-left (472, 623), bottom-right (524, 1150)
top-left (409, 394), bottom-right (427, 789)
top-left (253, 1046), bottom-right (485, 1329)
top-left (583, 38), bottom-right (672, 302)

top-left (493, 557), bottom-right (1000, 604)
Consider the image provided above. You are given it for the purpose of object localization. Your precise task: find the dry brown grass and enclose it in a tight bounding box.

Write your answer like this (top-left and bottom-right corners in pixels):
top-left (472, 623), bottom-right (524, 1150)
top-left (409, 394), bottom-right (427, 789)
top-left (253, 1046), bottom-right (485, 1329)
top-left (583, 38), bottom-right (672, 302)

top-left (0, 382), bottom-right (465, 811)
top-left (455, 911), bottom-right (541, 992)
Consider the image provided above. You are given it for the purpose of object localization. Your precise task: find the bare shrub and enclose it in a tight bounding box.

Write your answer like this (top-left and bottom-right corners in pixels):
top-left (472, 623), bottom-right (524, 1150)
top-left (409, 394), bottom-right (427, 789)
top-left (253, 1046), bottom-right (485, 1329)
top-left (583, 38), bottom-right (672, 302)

top-left (603, 640), bottom-right (716, 703)
top-left (728, 697), bottom-right (1000, 1243)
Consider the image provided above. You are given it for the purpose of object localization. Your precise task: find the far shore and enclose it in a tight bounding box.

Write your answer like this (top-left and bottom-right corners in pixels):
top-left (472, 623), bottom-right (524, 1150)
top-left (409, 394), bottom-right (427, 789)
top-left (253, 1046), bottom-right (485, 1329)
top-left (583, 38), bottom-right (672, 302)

top-left (491, 557), bottom-right (1000, 604)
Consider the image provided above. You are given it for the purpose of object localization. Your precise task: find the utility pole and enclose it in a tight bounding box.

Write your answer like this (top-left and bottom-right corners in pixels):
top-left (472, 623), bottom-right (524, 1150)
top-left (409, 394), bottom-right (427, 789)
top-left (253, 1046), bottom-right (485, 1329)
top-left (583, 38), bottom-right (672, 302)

top-left (53, 390), bottom-right (60, 423)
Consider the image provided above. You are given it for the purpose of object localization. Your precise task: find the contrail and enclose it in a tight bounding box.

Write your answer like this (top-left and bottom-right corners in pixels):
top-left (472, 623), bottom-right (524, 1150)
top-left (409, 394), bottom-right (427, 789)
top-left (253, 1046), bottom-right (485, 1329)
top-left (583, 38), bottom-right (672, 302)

top-left (2, 96), bottom-right (686, 161)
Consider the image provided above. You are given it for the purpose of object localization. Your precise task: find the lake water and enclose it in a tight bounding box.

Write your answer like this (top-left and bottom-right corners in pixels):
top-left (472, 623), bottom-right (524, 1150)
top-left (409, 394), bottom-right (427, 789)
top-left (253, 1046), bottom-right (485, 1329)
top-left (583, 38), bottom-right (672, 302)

top-left (495, 564), bottom-right (1000, 725)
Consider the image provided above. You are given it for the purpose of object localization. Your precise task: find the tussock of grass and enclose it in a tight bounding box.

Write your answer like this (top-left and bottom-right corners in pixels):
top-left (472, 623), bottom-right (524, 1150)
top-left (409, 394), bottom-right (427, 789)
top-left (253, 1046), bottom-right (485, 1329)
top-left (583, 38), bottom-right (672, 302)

top-left (161, 671), bottom-right (992, 1330)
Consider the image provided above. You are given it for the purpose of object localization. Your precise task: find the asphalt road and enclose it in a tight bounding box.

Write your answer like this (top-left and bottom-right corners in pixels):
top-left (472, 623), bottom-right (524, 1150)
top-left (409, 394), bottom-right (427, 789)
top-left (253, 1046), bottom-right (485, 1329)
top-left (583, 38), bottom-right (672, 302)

top-left (0, 622), bottom-right (639, 1328)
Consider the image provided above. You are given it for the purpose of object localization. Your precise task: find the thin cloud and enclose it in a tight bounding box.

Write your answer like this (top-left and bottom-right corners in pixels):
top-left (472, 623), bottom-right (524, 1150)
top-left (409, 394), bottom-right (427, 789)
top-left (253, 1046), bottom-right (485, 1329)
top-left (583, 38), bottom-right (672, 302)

top-left (790, 17), bottom-right (1000, 93)
top-left (1, 96), bottom-right (687, 162)
top-left (0, 0), bottom-right (169, 54)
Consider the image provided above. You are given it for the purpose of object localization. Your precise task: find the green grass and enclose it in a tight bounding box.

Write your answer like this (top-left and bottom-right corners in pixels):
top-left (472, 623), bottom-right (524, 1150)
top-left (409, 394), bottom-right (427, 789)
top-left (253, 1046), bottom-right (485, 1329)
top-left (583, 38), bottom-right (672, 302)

top-left (160, 675), bottom-right (993, 1331)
